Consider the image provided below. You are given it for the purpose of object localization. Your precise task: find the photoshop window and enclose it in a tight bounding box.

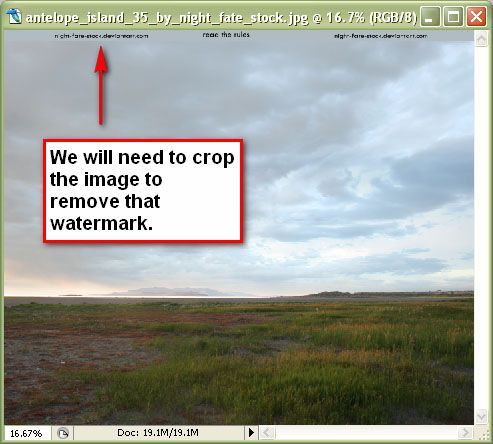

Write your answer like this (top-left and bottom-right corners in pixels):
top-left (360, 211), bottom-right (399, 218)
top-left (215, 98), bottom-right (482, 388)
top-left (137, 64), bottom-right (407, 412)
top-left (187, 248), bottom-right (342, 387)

top-left (1, 0), bottom-right (491, 442)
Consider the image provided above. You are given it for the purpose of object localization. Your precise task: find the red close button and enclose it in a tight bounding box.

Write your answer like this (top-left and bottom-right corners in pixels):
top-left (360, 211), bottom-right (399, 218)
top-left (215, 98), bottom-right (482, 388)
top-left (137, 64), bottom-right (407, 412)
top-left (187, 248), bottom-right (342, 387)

top-left (466, 6), bottom-right (487, 26)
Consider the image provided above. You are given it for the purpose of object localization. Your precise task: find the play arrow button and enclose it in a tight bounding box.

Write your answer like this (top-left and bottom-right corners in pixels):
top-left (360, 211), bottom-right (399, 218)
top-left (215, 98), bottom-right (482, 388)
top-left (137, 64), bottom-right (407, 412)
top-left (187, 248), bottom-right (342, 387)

top-left (245, 426), bottom-right (258, 440)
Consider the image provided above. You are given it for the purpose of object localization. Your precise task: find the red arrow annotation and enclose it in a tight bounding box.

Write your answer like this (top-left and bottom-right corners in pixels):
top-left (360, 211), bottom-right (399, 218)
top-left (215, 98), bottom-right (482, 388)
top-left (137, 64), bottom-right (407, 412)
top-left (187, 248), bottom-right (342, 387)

top-left (94, 46), bottom-right (108, 125)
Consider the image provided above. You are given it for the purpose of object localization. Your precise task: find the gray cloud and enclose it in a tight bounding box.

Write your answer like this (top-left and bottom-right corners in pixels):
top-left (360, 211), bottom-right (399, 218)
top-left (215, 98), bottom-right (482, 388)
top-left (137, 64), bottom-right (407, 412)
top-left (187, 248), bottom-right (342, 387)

top-left (332, 252), bottom-right (447, 276)
top-left (257, 136), bottom-right (472, 241)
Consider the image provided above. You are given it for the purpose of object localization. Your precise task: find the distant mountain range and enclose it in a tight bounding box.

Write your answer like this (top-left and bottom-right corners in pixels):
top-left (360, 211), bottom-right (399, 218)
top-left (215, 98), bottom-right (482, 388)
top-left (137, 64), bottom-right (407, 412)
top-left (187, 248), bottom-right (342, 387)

top-left (82, 288), bottom-right (473, 299)
top-left (100, 287), bottom-right (254, 297)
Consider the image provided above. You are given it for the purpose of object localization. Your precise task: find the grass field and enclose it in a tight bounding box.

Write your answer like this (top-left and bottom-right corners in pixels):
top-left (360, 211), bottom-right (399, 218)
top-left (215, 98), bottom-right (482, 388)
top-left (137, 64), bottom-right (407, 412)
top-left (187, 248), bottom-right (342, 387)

top-left (4, 299), bottom-right (473, 425)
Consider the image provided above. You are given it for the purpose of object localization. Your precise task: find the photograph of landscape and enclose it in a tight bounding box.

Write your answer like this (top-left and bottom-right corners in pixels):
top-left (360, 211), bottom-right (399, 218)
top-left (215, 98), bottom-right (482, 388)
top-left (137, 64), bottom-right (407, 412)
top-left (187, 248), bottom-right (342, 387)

top-left (5, 293), bottom-right (473, 424)
top-left (4, 31), bottom-right (473, 425)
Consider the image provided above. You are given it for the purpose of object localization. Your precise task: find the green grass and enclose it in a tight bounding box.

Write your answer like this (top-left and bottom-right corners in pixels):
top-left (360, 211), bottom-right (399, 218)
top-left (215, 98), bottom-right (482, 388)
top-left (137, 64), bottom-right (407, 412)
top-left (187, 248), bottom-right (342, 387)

top-left (6, 300), bottom-right (473, 424)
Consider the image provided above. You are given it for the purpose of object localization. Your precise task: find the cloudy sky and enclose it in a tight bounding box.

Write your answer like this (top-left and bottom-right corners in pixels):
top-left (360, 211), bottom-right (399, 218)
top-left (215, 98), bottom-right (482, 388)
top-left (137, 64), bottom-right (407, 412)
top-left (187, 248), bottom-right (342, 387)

top-left (4, 31), bottom-right (474, 296)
